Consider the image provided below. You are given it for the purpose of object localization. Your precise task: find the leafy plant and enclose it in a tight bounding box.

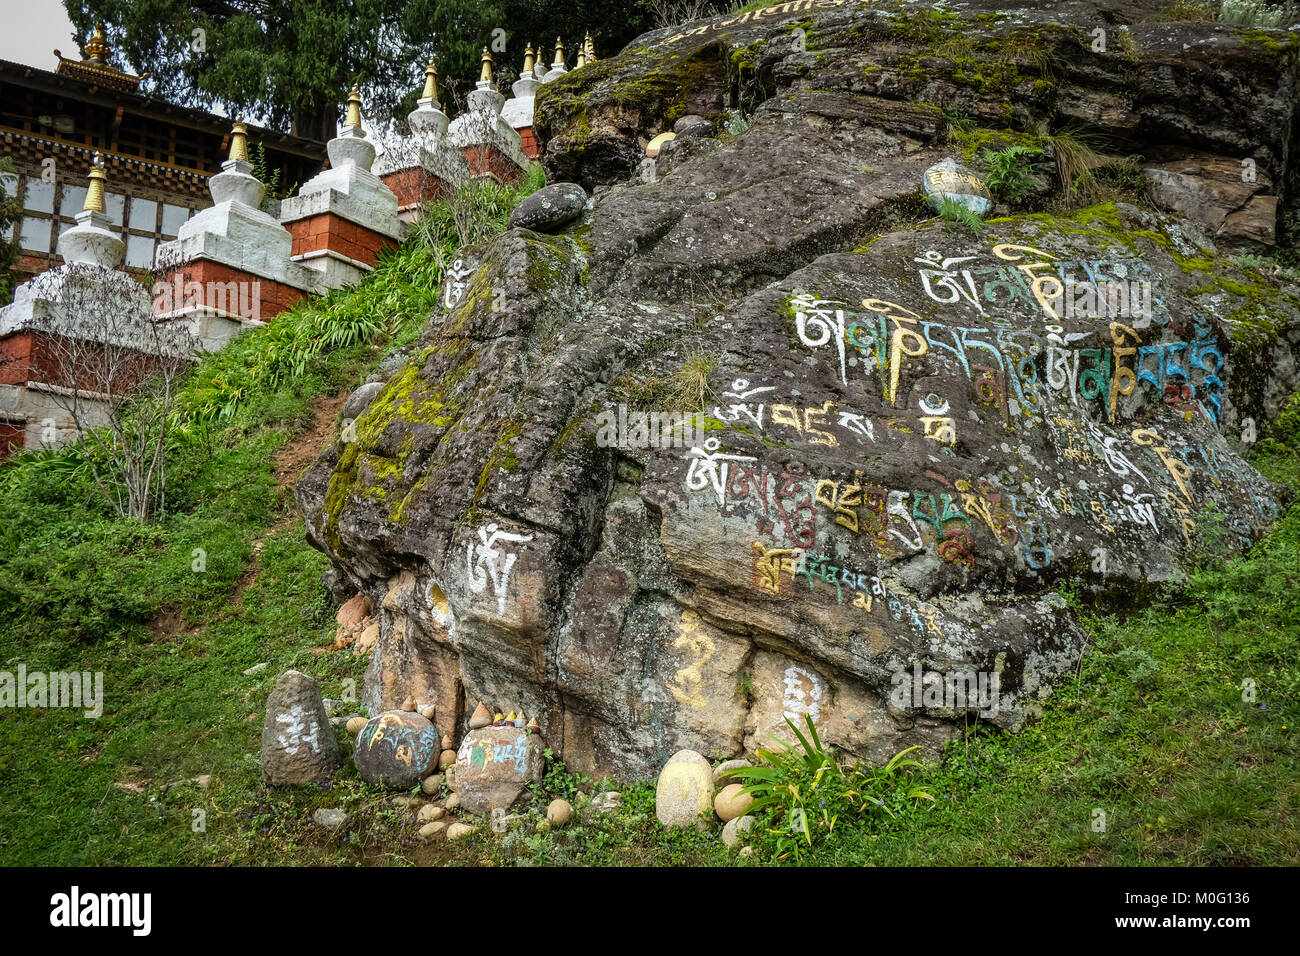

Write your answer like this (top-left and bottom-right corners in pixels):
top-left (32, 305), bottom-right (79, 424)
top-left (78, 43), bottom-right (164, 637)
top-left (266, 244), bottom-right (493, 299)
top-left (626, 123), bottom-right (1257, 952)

top-left (724, 715), bottom-right (935, 860)
top-left (938, 196), bottom-right (985, 235)
top-left (982, 144), bottom-right (1043, 203)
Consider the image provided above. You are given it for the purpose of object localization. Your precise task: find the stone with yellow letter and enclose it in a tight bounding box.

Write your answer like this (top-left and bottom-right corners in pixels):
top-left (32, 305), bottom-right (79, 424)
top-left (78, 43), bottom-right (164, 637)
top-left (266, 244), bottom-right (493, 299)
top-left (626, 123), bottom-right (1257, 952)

top-left (655, 749), bottom-right (714, 828)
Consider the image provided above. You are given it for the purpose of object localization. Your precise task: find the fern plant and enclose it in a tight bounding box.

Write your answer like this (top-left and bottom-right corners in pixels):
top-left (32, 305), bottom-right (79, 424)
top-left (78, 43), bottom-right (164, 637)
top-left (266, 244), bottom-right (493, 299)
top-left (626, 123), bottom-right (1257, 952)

top-left (982, 144), bottom-right (1042, 203)
top-left (938, 196), bottom-right (985, 236)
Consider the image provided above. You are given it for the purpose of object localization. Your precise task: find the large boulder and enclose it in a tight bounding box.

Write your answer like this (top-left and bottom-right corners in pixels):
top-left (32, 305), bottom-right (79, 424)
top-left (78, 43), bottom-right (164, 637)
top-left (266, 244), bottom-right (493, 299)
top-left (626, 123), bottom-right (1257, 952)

top-left (352, 711), bottom-right (441, 789)
top-left (656, 750), bottom-right (714, 828)
top-left (297, 0), bottom-right (1300, 782)
top-left (453, 725), bottom-right (545, 815)
top-left (261, 671), bottom-right (340, 785)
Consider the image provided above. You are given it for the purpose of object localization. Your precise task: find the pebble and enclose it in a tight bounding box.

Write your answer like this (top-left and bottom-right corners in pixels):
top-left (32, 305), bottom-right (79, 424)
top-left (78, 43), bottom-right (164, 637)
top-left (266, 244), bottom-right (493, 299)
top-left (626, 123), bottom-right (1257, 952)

top-left (313, 808), bottom-right (347, 828)
top-left (400, 696), bottom-right (416, 712)
top-left (345, 716), bottom-right (368, 735)
top-left (418, 703), bottom-right (436, 720)
top-left (417, 804), bottom-right (445, 823)
top-left (419, 820), bottom-right (448, 840)
top-left (739, 845), bottom-right (754, 858)
top-left (420, 774), bottom-right (444, 795)
top-left (590, 791), bottom-right (622, 814)
top-left (715, 783), bottom-right (754, 822)
top-left (713, 758), bottom-right (751, 790)
top-left (722, 813), bottom-right (754, 847)
top-left (439, 749), bottom-right (457, 769)
top-left (445, 792), bottom-right (461, 811)
top-left (390, 794), bottom-right (423, 810)
top-left (546, 798), bottom-right (573, 827)
top-left (446, 822), bottom-right (475, 840)
top-left (243, 663), bottom-right (269, 676)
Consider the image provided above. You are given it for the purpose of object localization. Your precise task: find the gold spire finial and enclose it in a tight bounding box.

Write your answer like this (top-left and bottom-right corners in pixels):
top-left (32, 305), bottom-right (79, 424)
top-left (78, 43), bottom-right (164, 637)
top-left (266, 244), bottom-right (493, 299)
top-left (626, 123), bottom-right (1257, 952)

top-left (586, 34), bottom-right (596, 62)
top-left (553, 37), bottom-right (565, 66)
top-left (344, 84), bottom-right (363, 128)
top-left (479, 47), bottom-right (493, 85)
top-left (84, 22), bottom-right (110, 63)
top-left (84, 152), bottom-right (107, 213)
top-left (228, 120), bottom-right (249, 163)
top-left (576, 47), bottom-right (586, 69)
top-left (421, 56), bottom-right (438, 101)
top-left (523, 43), bottom-right (535, 75)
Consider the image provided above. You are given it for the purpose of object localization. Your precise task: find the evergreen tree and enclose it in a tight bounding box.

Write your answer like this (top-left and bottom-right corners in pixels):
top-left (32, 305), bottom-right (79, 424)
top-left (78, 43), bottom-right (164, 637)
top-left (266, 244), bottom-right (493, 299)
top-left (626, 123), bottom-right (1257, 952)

top-left (66, 1), bottom-right (660, 141)
top-left (0, 157), bottom-right (23, 307)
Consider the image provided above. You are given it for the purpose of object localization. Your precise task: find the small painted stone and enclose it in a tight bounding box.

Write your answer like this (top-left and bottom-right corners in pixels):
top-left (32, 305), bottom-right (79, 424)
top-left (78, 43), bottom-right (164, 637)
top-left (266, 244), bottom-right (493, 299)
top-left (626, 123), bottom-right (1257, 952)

top-left (526, 716), bottom-right (541, 736)
top-left (469, 702), bottom-right (492, 729)
top-left (418, 703), bottom-right (436, 720)
top-left (400, 696), bottom-right (416, 712)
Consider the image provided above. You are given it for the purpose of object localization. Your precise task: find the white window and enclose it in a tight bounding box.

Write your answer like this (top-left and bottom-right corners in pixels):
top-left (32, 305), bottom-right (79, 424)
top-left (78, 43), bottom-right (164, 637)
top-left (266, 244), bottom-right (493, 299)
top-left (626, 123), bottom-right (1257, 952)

top-left (128, 197), bottom-right (157, 231)
top-left (125, 234), bottom-right (155, 268)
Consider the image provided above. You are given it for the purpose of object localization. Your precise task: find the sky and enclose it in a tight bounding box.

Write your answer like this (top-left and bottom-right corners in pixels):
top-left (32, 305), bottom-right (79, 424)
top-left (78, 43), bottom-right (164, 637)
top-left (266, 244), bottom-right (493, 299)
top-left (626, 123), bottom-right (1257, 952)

top-left (0, 0), bottom-right (79, 69)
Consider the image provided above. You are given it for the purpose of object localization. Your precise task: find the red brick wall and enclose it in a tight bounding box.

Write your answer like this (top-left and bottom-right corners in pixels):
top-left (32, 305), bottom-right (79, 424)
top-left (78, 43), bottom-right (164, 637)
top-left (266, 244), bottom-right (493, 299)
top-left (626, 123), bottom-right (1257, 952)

top-left (0, 419), bottom-right (25, 458)
top-left (154, 260), bottom-right (306, 321)
top-left (461, 145), bottom-right (524, 185)
top-left (518, 127), bottom-right (539, 160)
top-left (0, 331), bottom-right (35, 386)
top-left (381, 169), bottom-right (453, 208)
top-left (283, 214), bottom-right (397, 267)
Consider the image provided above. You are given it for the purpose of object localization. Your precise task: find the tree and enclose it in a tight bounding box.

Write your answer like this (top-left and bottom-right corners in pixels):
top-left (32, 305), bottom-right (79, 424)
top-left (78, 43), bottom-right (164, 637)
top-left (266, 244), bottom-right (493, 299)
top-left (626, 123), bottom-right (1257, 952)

top-left (18, 264), bottom-right (196, 520)
top-left (67, 1), bottom-right (660, 138)
top-left (0, 157), bottom-right (22, 308)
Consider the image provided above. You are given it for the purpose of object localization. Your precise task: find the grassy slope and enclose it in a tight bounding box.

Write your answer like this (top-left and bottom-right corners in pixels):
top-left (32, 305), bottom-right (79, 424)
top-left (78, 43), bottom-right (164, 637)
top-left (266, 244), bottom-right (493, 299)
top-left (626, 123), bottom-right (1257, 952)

top-left (0, 191), bottom-right (1297, 865)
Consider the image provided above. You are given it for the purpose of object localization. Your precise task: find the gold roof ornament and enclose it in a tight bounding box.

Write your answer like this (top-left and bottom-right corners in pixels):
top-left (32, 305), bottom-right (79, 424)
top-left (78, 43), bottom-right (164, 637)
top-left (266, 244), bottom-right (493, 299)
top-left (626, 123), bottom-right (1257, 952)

top-left (553, 37), bottom-right (565, 67)
top-left (228, 120), bottom-right (249, 163)
top-left (576, 47), bottom-right (586, 69)
top-left (522, 43), bottom-right (535, 75)
top-left (585, 33), bottom-right (597, 62)
top-left (344, 84), bottom-right (363, 128)
top-left (479, 47), bottom-right (493, 85)
top-left (421, 56), bottom-right (439, 101)
top-left (54, 21), bottom-right (146, 91)
top-left (84, 152), bottom-right (107, 213)
top-left (84, 23), bottom-right (110, 63)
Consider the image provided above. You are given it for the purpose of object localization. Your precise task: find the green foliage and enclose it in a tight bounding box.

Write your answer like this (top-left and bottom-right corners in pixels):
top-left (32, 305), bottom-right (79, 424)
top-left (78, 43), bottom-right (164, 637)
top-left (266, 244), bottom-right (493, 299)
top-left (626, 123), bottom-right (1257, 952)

top-left (938, 196), bottom-right (985, 235)
top-left (1219, 0), bottom-right (1296, 27)
top-left (0, 156), bottom-right (22, 307)
top-left (981, 144), bottom-right (1042, 203)
top-left (724, 716), bottom-right (934, 861)
top-left (69, 2), bottom-right (659, 135)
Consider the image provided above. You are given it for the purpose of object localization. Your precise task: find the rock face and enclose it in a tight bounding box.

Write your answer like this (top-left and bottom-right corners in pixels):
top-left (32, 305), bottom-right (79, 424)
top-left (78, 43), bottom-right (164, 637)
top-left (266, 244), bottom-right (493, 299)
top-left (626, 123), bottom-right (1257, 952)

top-left (353, 711), bottom-right (441, 789)
top-left (297, 1), bottom-right (1300, 782)
top-left (453, 726), bottom-right (545, 815)
top-left (261, 671), bottom-right (341, 785)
